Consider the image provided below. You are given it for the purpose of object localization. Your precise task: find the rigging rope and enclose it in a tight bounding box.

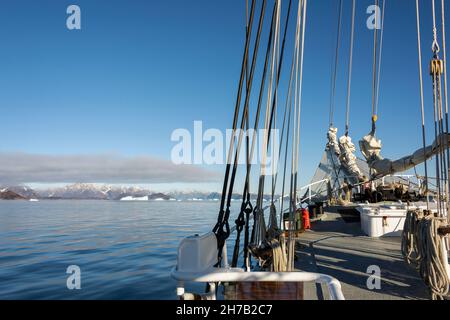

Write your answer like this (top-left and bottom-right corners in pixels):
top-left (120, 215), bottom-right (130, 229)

top-left (225, 0), bottom-right (267, 216)
top-left (374, 0), bottom-right (385, 121)
top-left (233, 0), bottom-right (293, 269)
top-left (329, 0), bottom-right (343, 128)
top-left (435, 0), bottom-right (448, 216)
top-left (245, 0), bottom-right (250, 203)
top-left (432, 0), bottom-right (441, 54)
top-left (244, 3), bottom-right (279, 270)
top-left (430, 0), bottom-right (446, 218)
top-left (267, 0), bottom-right (293, 234)
top-left (221, 0), bottom-right (267, 266)
top-left (287, 0), bottom-right (307, 272)
top-left (370, 0), bottom-right (380, 133)
top-left (345, 0), bottom-right (356, 136)
top-left (253, 0), bottom-right (282, 250)
top-left (269, 0), bottom-right (294, 199)
top-left (213, 0), bottom-right (257, 266)
top-left (214, 0), bottom-right (256, 234)
top-left (243, 0), bottom-right (252, 270)
top-left (278, 43), bottom-right (298, 228)
top-left (440, 0), bottom-right (450, 225)
top-left (231, 0), bottom-right (258, 270)
top-left (288, 0), bottom-right (302, 272)
top-left (403, 1), bottom-right (450, 300)
top-left (415, 0), bottom-right (430, 210)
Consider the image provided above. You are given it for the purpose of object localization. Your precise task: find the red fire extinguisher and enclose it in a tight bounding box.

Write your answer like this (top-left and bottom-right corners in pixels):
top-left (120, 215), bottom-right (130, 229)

top-left (302, 208), bottom-right (311, 230)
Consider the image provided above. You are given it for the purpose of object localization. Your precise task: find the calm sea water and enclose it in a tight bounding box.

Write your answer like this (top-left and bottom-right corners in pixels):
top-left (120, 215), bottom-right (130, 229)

top-left (0, 200), bottom-right (238, 300)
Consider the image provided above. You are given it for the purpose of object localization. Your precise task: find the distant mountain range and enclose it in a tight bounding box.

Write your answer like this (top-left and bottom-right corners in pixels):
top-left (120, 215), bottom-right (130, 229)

top-left (2, 186), bottom-right (39, 199)
top-left (37, 183), bottom-right (150, 200)
top-left (0, 183), bottom-right (277, 202)
top-left (0, 188), bottom-right (27, 200)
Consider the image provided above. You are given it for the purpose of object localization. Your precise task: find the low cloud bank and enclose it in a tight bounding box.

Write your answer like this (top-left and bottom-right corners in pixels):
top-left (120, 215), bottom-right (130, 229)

top-left (0, 152), bottom-right (220, 185)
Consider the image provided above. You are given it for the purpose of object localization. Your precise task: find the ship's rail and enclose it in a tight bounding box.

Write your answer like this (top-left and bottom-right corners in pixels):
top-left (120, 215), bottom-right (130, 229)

top-left (172, 231), bottom-right (345, 300)
top-left (172, 267), bottom-right (345, 300)
top-left (275, 179), bottom-right (330, 211)
top-left (226, 179), bottom-right (329, 237)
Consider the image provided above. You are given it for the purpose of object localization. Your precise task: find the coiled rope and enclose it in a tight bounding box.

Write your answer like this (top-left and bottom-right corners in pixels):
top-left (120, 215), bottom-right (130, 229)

top-left (418, 217), bottom-right (449, 300)
top-left (401, 210), bottom-right (423, 265)
top-left (402, 210), bottom-right (449, 300)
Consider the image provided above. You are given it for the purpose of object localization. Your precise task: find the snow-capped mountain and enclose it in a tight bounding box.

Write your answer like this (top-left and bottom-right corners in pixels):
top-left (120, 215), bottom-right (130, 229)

top-left (166, 191), bottom-right (276, 202)
top-left (0, 186), bottom-right (38, 199)
top-left (38, 183), bottom-right (153, 200)
top-left (0, 184), bottom-right (278, 201)
top-left (38, 183), bottom-right (107, 200)
top-left (101, 185), bottom-right (150, 201)
top-left (167, 191), bottom-right (216, 201)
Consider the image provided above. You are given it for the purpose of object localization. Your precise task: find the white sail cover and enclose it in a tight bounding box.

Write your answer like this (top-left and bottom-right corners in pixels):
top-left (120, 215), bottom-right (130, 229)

top-left (338, 135), bottom-right (365, 181)
top-left (359, 132), bottom-right (450, 178)
top-left (327, 127), bottom-right (341, 156)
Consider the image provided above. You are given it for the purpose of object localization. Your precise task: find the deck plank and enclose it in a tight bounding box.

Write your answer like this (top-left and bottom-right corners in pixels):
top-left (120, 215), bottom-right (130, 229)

top-left (296, 211), bottom-right (431, 300)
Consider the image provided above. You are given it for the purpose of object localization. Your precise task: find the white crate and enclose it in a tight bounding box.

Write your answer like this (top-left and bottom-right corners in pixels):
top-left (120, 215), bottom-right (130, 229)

top-left (176, 232), bottom-right (218, 273)
top-left (357, 205), bottom-right (407, 238)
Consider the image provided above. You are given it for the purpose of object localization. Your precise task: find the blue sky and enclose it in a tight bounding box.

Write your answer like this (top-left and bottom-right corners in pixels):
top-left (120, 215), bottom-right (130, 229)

top-left (0, 0), bottom-right (447, 192)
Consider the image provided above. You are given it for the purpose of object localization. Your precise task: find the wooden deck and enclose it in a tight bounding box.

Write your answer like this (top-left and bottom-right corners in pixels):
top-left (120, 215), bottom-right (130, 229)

top-left (222, 209), bottom-right (434, 300)
top-left (295, 211), bottom-right (431, 300)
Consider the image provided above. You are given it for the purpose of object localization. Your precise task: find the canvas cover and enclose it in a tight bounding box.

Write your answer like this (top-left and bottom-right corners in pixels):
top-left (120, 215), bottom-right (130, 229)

top-left (339, 134), bottom-right (364, 181)
top-left (360, 132), bottom-right (450, 178)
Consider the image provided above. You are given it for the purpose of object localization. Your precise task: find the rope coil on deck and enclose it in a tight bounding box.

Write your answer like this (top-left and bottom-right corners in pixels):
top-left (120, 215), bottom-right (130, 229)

top-left (402, 210), bottom-right (424, 264)
top-left (402, 210), bottom-right (450, 300)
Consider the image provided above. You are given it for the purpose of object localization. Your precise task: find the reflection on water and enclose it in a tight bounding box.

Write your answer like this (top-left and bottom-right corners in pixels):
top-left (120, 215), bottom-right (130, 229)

top-left (0, 200), bottom-right (234, 300)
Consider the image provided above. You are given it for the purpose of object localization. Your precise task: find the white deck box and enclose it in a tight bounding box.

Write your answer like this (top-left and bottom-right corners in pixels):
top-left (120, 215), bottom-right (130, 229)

top-left (357, 204), bottom-right (407, 238)
top-left (176, 232), bottom-right (218, 273)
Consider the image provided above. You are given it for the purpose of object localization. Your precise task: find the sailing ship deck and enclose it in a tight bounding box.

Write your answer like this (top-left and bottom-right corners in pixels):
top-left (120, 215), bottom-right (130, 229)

top-left (295, 210), bottom-right (431, 300)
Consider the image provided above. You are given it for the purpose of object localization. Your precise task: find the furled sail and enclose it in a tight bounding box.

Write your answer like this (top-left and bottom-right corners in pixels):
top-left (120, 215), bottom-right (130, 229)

top-left (338, 134), bottom-right (365, 182)
top-left (307, 150), bottom-right (369, 202)
top-left (327, 127), bottom-right (341, 156)
top-left (326, 127), bottom-right (365, 182)
top-left (307, 129), bottom-right (369, 202)
top-left (360, 131), bottom-right (450, 178)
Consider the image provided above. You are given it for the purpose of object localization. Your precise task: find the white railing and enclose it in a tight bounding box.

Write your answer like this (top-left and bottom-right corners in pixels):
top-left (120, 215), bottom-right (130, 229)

top-left (172, 267), bottom-right (345, 300)
top-left (381, 174), bottom-right (421, 188)
top-left (299, 179), bottom-right (329, 204)
top-left (276, 179), bottom-right (329, 212)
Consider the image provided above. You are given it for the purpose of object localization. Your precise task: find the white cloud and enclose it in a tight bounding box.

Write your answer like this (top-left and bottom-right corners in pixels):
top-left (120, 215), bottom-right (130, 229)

top-left (0, 152), bottom-right (220, 185)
